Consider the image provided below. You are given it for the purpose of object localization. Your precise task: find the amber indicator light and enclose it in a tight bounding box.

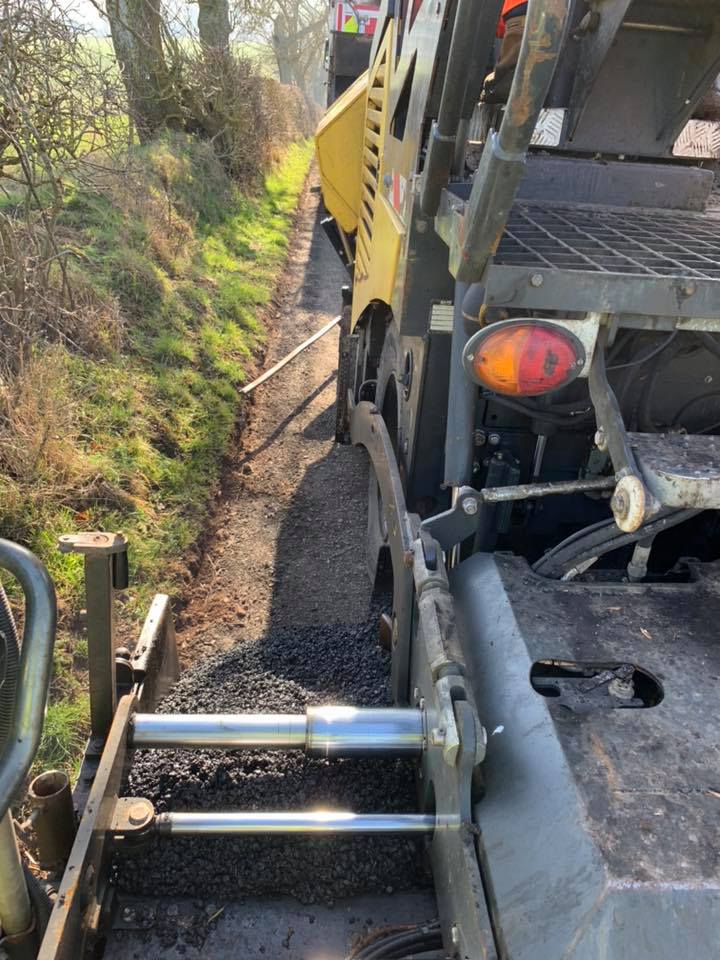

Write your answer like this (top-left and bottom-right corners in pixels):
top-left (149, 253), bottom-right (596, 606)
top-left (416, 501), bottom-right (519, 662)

top-left (463, 321), bottom-right (586, 397)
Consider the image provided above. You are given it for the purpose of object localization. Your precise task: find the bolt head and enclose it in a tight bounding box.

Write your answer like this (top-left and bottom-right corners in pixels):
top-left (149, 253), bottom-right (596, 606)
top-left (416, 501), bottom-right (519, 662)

top-left (530, 272), bottom-right (544, 288)
top-left (462, 497), bottom-right (479, 516)
top-left (594, 428), bottom-right (607, 450)
top-left (127, 801), bottom-right (152, 827)
top-left (488, 432), bottom-right (501, 446)
top-left (430, 727), bottom-right (446, 747)
top-left (609, 676), bottom-right (635, 700)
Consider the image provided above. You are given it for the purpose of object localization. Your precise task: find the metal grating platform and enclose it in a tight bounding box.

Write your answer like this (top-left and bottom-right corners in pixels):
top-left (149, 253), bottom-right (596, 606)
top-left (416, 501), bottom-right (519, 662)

top-left (495, 201), bottom-right (720, 280)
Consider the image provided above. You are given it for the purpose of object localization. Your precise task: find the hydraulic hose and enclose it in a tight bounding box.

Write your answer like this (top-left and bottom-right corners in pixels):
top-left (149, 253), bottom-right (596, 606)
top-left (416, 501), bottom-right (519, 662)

top-left (349, 922), bottom-right (443, 960)
top-left (533, 509), bottom-right (698, 579)
top-left (0, 540), bottom-right (56, 822)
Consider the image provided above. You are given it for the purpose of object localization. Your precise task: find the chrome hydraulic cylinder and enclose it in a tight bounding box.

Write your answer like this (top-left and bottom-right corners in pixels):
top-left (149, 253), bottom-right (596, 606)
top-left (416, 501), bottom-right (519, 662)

top-left (155, 811), bottom-right (435, 836)
top-left (131, 706), bottom-right (425, 757)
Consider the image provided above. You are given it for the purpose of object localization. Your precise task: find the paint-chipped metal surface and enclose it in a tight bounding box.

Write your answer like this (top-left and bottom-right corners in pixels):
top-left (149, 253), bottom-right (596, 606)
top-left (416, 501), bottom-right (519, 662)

top-left (453, 554), bottom-right (720, 960)
top-left (631, 431), bottom-right (720, 508)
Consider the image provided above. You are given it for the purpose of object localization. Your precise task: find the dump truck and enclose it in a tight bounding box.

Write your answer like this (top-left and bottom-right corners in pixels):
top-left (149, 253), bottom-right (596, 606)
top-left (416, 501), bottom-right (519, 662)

top-left (3, 1), bottom-right (720, 958)
top-left (325, 0), bottom-right (381, 104)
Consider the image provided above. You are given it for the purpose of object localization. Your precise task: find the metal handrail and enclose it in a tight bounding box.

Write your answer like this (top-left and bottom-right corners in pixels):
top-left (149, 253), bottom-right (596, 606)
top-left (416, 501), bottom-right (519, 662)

top-left (0, 540), bottom-right (56, 821)
top-left (420, 0), bottom-right (499, 216)
top-left (455, 0), bottom-right (569, 282)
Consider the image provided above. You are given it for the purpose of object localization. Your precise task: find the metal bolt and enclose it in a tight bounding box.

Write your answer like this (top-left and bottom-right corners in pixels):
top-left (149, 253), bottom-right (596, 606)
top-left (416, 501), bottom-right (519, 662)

top-left (128, 801), bottom-right (151, 827)
top-left (451, 924), bottom-right (461, 946)
top-left (611, 490), bottom-right (628, 518)
top-left (594, 428), bottom-right (607, 451)
top-left (530, 273), bottom-right (544, 288)
top-left (430, 727), bottom-right (446, 747)
top-left (609, 676), bottom-right (635, 701)
top-left (488, 432), bottom-right (501, 446)
top-left (474, 429), bottom-right (487, 447)
top-left (462, 497), bottom-right (479, 516)
top-left (122, 907), bottom-right (135, 923)
top-left (415, 219), bottom-right (428, 234)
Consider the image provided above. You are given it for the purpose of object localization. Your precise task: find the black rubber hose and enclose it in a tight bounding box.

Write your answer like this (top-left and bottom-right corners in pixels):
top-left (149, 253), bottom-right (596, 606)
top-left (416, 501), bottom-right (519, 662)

top-left (363, 931), bottom-right (444, 960)
top-left (533, 509), bottom-right (698, 579)
top-left (606, 331), bottom-right (677, 372)
top-left (0, 580), bottom-right (20, 748)
top-left (694, 330), bottom-right (720, 362)
top-left (637, 339), bottom-right (704, 432)
top-left (532, 515), bottom-right (619, 566)
top-left (482, 393), bottom-right (593, 427)
top-left (352, 924), bottom-right (443, 960)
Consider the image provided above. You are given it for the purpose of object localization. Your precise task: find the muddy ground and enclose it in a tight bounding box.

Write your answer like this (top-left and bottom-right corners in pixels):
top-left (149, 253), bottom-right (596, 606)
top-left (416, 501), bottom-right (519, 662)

top-left (176, 170), bottom-right (373, 659)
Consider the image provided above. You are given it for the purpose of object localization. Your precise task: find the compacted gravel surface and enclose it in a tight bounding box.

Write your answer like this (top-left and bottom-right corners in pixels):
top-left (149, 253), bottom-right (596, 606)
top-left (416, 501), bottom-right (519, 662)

top-left (116, 622), bottom-right (428, 903)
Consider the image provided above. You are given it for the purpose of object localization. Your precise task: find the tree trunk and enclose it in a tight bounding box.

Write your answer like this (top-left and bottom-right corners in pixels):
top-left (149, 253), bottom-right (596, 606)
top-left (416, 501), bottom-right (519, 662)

top-left (106, 0), bottom-right (183, 141)
top-left (272, 14), bottom-right (296, 85)
top-left (197, 0), bottom-right (231, 50)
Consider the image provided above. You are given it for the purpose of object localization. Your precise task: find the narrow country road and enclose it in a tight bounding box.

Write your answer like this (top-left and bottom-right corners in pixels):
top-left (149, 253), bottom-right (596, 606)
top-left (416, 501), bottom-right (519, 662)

top-left (176, 168), bottom-right (374, 661)
top-left (107, 165), bottom-right (436, 960)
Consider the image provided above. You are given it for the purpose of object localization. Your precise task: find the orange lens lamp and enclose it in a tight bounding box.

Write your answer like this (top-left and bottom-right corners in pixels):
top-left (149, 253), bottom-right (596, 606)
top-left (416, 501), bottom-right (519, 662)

top-left (462, 320), bottom-right (586, 397)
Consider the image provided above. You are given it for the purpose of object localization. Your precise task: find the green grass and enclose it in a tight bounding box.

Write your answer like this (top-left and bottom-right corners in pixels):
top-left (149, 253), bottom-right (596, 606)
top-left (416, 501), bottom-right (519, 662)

top-left (3, 135), bottom-right (314, 777)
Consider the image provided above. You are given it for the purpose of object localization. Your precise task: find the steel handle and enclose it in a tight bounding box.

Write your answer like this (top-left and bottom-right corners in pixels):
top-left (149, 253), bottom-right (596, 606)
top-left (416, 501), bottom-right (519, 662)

top-left (0, 539), bottom-right (57, 821)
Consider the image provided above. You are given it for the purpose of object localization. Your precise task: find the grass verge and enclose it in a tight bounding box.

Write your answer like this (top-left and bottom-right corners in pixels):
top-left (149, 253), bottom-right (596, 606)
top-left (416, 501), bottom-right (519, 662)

top-left (0, 135), bottom-right (314, 777)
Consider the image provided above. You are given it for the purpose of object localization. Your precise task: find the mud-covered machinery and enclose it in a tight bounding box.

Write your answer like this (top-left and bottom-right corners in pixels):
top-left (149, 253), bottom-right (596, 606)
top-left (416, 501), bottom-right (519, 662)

top-left (314, 0), bottom-right (720, 956)
top-left (0, 533), bottom-right (448, 959)
top-left (3, 2), bottom-right (720, 959)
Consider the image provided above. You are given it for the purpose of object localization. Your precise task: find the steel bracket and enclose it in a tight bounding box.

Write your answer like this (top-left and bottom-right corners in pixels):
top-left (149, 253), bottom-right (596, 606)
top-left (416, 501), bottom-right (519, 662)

top-left (421, 478), bottom-right (618, 551)
top-left (58, 532), bottom-right (129, 740)
top-left (38, 696), bottom-right (137, 960)
top-left (109, 798), bottom-right (155, 841)
top-left (588, 324), bottom-right (663, 532)
top-left (129, 595), bottom-right (180, 712)
top-left (350, 400), bottom-right (420, 702)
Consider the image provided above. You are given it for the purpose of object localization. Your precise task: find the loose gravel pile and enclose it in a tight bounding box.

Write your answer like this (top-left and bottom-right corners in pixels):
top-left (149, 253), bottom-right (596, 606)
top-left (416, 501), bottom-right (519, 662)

top-left (115, 622), bottom-right (429, 903)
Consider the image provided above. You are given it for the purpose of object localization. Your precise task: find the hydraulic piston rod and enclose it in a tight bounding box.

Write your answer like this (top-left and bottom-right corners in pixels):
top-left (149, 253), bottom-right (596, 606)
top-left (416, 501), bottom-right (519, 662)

top-left (131, 706), bottom-right (425, 756)
top-left (155, 812), bottom-right (436, 836)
